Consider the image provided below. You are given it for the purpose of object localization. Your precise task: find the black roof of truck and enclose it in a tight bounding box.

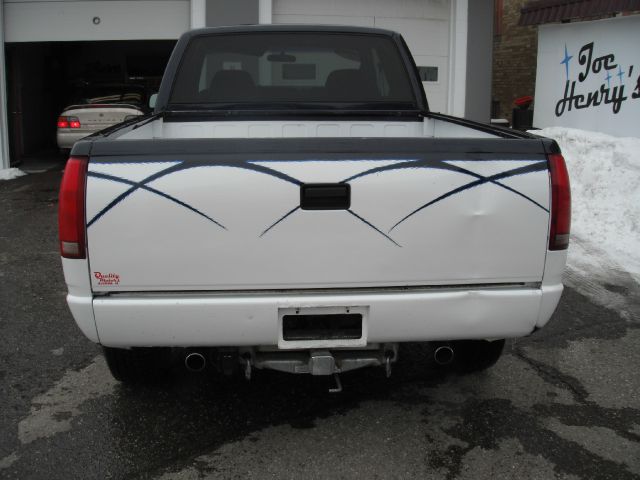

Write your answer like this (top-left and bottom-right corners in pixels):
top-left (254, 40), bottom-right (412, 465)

top-left (180, 24), bottom-right (400, 38)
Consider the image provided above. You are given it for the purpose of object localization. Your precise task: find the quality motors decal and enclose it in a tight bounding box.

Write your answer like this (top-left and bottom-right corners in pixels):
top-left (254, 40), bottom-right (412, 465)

top-left (94, 272), bottom-right (120, 286)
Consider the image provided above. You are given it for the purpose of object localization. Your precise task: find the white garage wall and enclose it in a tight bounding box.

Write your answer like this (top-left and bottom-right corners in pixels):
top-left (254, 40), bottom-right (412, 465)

top-left (4, 0), bottom-right (190, 42)
top-left (272, 0), bottom-right (451, 113)
top-left (273, 0), bottom-right (449, 22)
top-left (376, 16), bottom-right (449, 113)
top-left (0, 2), bottom-right (10, 169)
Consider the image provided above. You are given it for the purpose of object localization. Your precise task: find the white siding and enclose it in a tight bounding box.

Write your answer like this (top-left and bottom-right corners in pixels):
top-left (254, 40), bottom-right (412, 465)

top-left (273, 0), bottom-right (449, 20)
top-left (0, 1), bottom-right (10, 169)
top-left (4, 0), bottom-right (190, 42)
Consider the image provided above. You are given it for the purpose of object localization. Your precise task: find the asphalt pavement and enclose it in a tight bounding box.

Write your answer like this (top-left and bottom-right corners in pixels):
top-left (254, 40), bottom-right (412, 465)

top-left (1, 170), bottom-right (639, 479)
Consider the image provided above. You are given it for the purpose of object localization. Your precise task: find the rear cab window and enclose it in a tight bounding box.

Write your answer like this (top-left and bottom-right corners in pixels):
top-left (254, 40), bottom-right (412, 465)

top-left (169, 33), bottom-right (417, 110)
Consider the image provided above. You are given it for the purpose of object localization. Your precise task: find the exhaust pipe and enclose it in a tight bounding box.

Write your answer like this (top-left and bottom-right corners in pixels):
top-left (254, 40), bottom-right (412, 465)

top-left (185, 352), bottom-right (206, 372)
top-left (434, 345), bottom-right (455, 366)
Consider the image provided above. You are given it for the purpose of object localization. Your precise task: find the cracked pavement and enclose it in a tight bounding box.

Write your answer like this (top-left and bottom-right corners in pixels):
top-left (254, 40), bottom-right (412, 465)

top-left (1, 171), bottom-right (639, 479)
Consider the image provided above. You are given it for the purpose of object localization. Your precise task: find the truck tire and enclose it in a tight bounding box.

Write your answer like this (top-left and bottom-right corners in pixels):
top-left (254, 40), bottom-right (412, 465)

top-left (453, 339), bottom-right (505, 373)
top-left (103, 347), bottom-right (172, 383)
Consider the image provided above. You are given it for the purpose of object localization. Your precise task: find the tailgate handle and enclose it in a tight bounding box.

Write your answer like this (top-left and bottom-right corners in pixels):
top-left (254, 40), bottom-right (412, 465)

top-left (300, 183), bottom-right (351, 210)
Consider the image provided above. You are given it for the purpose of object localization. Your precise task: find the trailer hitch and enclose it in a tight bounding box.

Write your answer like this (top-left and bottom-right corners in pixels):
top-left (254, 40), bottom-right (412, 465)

top-left (243, 354), bottom-right (252, 380)
top-left (329, 373), bottom-right (343, 393)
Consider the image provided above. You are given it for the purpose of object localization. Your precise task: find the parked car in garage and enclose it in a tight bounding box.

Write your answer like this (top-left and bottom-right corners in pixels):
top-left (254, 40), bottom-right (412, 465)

top-left (56, 84), bottom-right (147, 154)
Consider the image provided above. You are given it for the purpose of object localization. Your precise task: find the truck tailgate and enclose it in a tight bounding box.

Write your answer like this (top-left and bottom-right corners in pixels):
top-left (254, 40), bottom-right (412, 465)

top-left (85, 138), bottom-right (550, 291)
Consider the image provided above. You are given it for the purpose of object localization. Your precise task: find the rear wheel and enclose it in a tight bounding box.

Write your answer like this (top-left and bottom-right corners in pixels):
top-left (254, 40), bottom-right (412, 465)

top-left (103, 347), bottom-right (173, 384)
top-left (452, 339), bottom-right (505, 373)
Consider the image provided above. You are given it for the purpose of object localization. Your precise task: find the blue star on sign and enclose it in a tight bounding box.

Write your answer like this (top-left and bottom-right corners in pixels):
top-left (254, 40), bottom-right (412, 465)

top-left (605, 70), bottom-right (613, 88)
top-left (561, 44), bottom-right (573, 80)
top-left (617, 66), bottom-right (626, 84)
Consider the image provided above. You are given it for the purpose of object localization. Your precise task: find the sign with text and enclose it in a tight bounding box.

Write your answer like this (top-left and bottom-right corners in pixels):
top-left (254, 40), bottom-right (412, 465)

top-left (534, 16), bottom-right (640, 137)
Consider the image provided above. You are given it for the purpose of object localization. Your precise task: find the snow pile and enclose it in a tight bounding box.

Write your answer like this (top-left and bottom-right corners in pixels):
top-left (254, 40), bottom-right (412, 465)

top-left (532, 127), bottom-right (640, 282)
top-left (0, 168), bottom-right (27, 181)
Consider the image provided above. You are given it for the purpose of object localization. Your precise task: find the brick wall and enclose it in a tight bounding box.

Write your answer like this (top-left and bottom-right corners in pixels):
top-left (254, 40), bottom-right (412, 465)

top-left (492, 0), bottom-right (538, 122)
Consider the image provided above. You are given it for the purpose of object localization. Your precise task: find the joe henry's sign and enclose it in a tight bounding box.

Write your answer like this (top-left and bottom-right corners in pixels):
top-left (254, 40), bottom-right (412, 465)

top-left (534, 15), bottom-right (640, 138)
top-left (555, 42), bottom-right (640, 116)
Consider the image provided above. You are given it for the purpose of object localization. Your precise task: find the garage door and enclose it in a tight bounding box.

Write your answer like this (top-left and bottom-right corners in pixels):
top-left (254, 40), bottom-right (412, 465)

top-left (273, 0), bottom-right (450, 113)
top-left (4, 0), bottom-right (189, 42)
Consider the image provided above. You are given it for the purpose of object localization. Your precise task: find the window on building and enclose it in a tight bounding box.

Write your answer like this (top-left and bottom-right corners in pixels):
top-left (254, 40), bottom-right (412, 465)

top-left (417, 66), bottom-right (438, 82)
top-left (282, 63), bottom-right (316, 80)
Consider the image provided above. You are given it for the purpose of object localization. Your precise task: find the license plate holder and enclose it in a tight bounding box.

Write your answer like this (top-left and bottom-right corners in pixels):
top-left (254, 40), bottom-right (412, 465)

top-left (278, 306), bottom-right (368, 349)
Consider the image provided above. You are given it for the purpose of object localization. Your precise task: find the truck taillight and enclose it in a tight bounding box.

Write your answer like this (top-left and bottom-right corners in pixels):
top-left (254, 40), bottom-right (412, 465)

top-left (548, 153), bottom-right (571, 250)
top-left (58, 156), bottom-right (88, 259)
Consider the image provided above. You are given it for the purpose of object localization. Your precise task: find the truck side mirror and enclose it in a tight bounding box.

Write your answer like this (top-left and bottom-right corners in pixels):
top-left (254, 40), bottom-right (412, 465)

top-left (149, 93), bottom-right (158, 109)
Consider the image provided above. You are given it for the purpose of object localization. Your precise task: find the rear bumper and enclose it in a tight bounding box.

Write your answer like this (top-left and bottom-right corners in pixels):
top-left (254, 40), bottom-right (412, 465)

top-left (74, 284), bottom-right (563, 348)
top-left (57, 130), bottom-right (91, 149)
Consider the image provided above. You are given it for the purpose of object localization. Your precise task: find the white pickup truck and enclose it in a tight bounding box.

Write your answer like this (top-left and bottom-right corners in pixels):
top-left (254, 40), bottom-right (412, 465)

top-left (58, 25), bottom-right (570, 388)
